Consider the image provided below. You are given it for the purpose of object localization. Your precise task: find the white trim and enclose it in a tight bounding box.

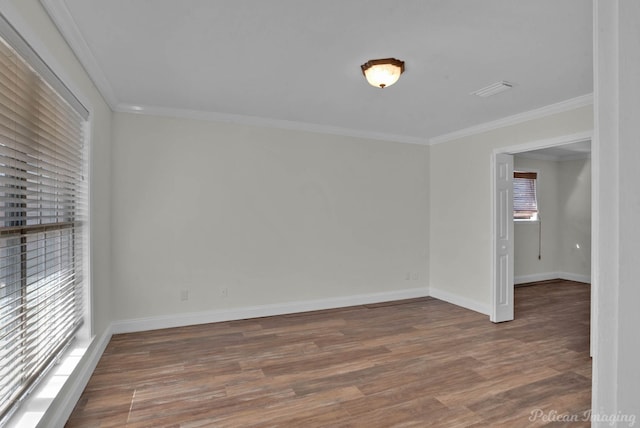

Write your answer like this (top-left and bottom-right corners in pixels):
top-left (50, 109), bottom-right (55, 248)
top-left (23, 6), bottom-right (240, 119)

top-left (37, 0), bottom-right (432, 146)
top-left (515, 272), bottom-right (561, 284)
top-left (37, 0), bottom-right (593, 149)
top-left (489, 152), bottom-right (499, 321)
top-left (0, 1), bottom-right (95, 117)
top-left (0, 11), bottom-right (87, 118)
top-left (430, 94), bottom-right (594, 145)
top-left (558, 272), bottom-right (591, 284)
top-left (40, 0), bottom-right (119, 108)
top-left (6, 328), bottom-right (112, 428)
top-left (515, 272), bottom-right (591, 285)
top-left (513, 219), bottom-right (540, 224)
top-left (428, 287), bottom-right (490, 316)
top-left (0, 7), bottom-right (101, 428)
top-left (496, 131), bottom-right (593, 156)
top-left (39, 328), bottom-right (112, 428)
top-left (111, 288), bottom-right (429, 334)
top-left (115, 104), bottom-right (431, 146)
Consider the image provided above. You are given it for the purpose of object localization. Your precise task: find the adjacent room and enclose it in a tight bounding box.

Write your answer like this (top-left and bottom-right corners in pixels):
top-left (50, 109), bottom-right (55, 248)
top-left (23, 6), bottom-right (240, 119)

top-left (513, 142), bottom-right (592, 288)
top-left (0, 1), bottom-right (639, 427)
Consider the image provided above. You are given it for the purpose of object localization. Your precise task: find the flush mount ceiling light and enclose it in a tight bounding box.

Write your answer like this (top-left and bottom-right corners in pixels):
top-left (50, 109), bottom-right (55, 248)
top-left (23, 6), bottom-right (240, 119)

top-left (361, 58), bottom-right (405, 88)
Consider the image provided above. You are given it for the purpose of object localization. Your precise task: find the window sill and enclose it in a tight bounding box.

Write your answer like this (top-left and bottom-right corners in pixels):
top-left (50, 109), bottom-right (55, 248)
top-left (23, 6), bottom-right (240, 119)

top-left (514, 219), bottom-right (540, 224)
top-left (5, 337), bottom-right (91, 428)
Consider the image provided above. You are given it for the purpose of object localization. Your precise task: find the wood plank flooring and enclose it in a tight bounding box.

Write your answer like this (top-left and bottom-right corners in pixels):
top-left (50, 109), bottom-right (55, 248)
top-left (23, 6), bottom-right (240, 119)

top-left (66, 280), bottom-right (591, 427)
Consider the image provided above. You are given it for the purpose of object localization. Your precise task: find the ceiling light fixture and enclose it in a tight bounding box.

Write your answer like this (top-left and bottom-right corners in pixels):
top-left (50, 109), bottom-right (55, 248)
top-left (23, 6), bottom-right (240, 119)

top-left (361, 58), bottom-right (405, 88)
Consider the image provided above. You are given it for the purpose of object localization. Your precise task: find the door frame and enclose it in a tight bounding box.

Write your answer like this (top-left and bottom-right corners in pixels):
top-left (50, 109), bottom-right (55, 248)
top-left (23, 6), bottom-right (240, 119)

top-left (490, 130), bottom-right (595, 349)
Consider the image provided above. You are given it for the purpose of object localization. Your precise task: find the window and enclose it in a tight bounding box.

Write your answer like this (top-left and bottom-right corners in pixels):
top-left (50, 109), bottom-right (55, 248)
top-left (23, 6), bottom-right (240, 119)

top-left (0, 17), bottom-right (88, 424)
top-left (513, 171), bottom-right (538, 221)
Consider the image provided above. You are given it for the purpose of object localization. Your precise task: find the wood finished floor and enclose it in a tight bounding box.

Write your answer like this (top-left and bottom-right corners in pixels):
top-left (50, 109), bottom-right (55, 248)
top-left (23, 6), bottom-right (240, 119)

top-left (66, 280), bottom-right (591, 427)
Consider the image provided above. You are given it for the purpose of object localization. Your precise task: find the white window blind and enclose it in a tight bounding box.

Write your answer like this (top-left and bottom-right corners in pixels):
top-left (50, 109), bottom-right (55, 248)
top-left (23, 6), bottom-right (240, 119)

top-left (0, 16), bottom-right (88, 423)
top-left (513, 171), bottom-right (538, 220)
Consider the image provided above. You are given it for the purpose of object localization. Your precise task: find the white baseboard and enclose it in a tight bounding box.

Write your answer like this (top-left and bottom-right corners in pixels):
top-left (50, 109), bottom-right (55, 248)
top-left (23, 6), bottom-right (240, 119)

top-left (557, 272), bottom-right (591, 284)
top-left (28, 275), bottom-right (595, 427)
top-left (111, 287), bottom-right (430, 334)
top-left (515, 272), bottom-right (561, 284)
top-left (41, 327), bottom-right (112, 428)
top-left (428, 287), bottom-right (490, 316)
top-left (27, 288), bottom-right (430, 426)
top-left (515, 271), bottom-right (591, 285)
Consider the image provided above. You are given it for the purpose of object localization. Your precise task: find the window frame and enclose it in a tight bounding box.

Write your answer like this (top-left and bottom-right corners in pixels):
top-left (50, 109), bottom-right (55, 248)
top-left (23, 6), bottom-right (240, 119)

top-left (513, 170), bottom-right (540, 222)
top-left (0, 11), bottom-right (91, 426)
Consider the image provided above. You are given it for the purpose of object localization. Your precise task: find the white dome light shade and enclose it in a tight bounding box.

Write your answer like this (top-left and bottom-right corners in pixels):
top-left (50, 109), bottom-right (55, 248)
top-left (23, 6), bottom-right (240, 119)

top-left (361, 58), bottom-right (405, 88)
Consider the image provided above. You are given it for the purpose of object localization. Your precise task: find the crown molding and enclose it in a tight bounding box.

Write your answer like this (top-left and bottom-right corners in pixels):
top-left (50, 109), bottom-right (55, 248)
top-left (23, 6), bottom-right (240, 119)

top-left (115, 103), bottom-right (431, 146)
top-left (39, 0), bottom-right (591, 148)
top-left (41, 0), bottom-right (431, 146)
top-left (429, 93), bottom-right (594, 145)
top-left (40, 0), bottom-right (118, 108)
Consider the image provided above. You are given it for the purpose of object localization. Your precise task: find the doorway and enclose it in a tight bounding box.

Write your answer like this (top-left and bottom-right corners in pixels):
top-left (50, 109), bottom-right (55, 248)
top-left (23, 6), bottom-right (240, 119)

top-left (491, 132), bottom-right (596, 404)
top-left (491, 131), bottom-right (594, 329)
top-left (513, 141), bottom-right (592, 288)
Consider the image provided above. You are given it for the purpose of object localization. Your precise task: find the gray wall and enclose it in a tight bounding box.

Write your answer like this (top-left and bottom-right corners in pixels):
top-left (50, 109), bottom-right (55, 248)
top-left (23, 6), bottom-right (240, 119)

top-left (111, 112), bottom-right (430, 321)
top-left (514, 156), bottom-right (591, 283)
top-left (429, 106), bottom-right (593, 312)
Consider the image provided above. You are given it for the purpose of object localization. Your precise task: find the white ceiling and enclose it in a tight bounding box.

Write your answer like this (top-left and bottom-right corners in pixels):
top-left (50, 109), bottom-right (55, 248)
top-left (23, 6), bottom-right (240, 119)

top-left (43, 0), bottom-right (593, 144)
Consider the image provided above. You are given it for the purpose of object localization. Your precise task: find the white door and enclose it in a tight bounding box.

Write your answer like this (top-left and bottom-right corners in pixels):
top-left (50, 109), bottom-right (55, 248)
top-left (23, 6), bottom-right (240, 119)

top-left (492, 153), bottom-right (514, 322)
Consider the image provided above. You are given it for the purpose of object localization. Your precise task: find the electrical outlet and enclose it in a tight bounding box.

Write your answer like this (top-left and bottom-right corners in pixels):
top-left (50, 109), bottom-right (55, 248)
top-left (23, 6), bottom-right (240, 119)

top-left (412, 272), bottom-right (419, 280)
top-left (180, 289), bottom-right (189, 301)
top-left (405, 272), bottom-right (411, 280)
top-left (221, 287), bottom-right (228, 298)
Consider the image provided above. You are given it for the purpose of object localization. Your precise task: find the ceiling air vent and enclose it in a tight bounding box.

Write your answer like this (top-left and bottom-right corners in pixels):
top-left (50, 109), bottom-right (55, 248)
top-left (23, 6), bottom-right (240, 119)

top-left (470, 81), bottom-right (514, 97)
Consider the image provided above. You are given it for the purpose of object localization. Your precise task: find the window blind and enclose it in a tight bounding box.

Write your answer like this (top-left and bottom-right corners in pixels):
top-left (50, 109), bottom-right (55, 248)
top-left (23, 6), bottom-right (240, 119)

top-left (0, 18), bottom-right (87, 423)
top-left (513, 171), bottom-right (538, 220)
